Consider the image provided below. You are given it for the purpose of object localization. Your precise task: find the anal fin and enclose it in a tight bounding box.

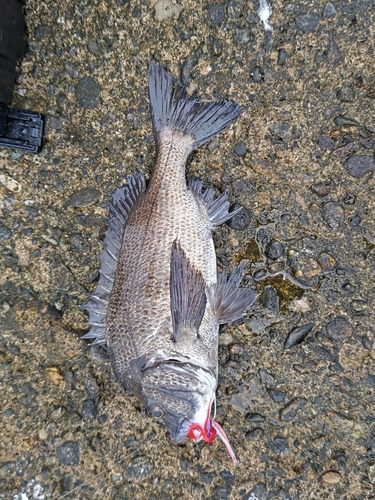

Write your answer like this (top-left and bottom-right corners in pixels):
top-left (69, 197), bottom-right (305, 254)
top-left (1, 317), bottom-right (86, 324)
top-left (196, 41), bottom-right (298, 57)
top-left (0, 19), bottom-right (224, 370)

top-left (170, 240), bottom-right (207, 343)
top-left (207, 264), bottom-right (256, 324)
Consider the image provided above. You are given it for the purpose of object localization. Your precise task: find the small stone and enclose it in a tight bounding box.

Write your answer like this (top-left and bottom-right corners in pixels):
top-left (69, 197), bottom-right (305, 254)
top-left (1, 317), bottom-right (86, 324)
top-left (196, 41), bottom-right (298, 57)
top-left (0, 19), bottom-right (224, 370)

top-left (270, 123), bottom-right (292, 140)
top-left (321, 202), bottom-right (345, 228)
top-left (34, 25), bottom-right (52, 39)
top-left (57, 441), bottom-right (80, 466)
top-left (331, 142), bottom-right (356, 159)
top-left (362, 336), bottom-right (372, 350)
top-left (209, 4), bottom-right (226, 26)
top-left (322, 471), bottom-right (341, 484)
top-left (0, 224), bottom-right (11, 241)
top-left (284, 323), bottom-right (314, 349)
top-left (123, 456), bottom-right (153, 480)
top-left (132, 6), bottom-right (142, 17)
top-left (39, 428), bottom-right (48, 440)
top-left (262, 286), bottom-right (279, 313)
top-left (334, 116), bottom-right (359, 127)
top-left (245, 483), bottom-right (266, 500)
top-left (278, 49), bottom-right (287, 65)
top-left (246, 428), bottom-right (264, 441)
top-left (318, 136), bottom-right (335, 151)
top-left (246, 412), bottom-right (266, 423)
top-left (69, 188), bottom-right (101, 207)
top-left (111, 472), bottom-right (123, 483)
top-left (234, 141), bottom-right (247, 156)
top-left (296, 13), bottom-right (320, 33)
top-left (344, 155), bottom-right (375, 178)
top-left (51, 407), bottom-right (66, 420)
top-left (326, 316), bottom-right (351, 340)
top-left (76, 76), bottom-right (101, 109)
top-left (311, 182), bottom-right (330, 196)
top-left (234, 28), bottom-right (250, 44)
top-left (323, 2), bottom-right (337, 18)
top-left (88, 39), bottom-right (100, 56)
top-left (228, 343), bottom-right (244, 355)
top-left (154, 0), bottom-right (182, 21)
top-left (0, 174), bottom-right (21, 192)
top-left (270, 437), bottom-right (289, 455)
top-left (337, 85), bottom-right (355, 102)
top-left (46, 366), bottom-right (63, 385)
top-left (65, 61), bottom-right (78, 78)
top-left (253, 268), bottom-right (268, 281)
top-left (181, 54), bottom-right (198, 85)
top-left (351, 299), bottom-right (367, 311)
top-left (265, 240), bottom-right (284, 259)
top-left (279, 397), bottom-right (304, 421)
top-left (227, 204), bottom-right (251, 231)
top-left (82, 399), bottom-right (98, 419)
top-left (268, 390), bottom-right (286, 403)
top-left (48, 116), bottom-right (62, 131)
top-left (252, 67), bottom-right (262, 82)
top-left (318, 252), bottom-right (336, 271)
top-left (309, 203), bottom-right (320, 213)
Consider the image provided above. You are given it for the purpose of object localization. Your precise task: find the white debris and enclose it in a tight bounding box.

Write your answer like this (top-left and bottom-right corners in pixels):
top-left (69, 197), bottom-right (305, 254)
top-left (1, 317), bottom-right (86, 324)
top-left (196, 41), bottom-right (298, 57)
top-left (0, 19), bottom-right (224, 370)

top-left (257, 0), bottom-right (273, 31)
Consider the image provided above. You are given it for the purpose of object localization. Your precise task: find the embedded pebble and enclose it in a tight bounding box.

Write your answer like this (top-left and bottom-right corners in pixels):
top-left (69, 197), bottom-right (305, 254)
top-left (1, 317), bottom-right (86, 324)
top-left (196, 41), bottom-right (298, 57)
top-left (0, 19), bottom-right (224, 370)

top-left (284, 323), bottom-right (313, 348)
top-left (82, 399), bottom-right (98, 419)
top-left (321, 202), bottom-right (345, 228)
top-left (343, 155), bottom-right (375, 178)
top-left (330, 142), bottom-right (356, 158)
top-left (270, 437), bottom-right (289, 455)
top-left (123, 456), bottom-right (153, 480)
top-left (334, 116), bottom-right (358, 127)
top-left (278, 49), bottom-right (287, 65)
top-left (0, 224), bottom-right (12, 241)
top-left (246, 412), bottom-right (266, 423)
top-left (234, 28), bottom-right (250, 44)
top-left (65, 60), bottom-right (78, 78)
top-left (326, 316), bottom-right (351, 340)
top-left (265, 240), bottom-right (284, 259)
top-left (234, 141), bottom-right (247, 156)
top-left (209, 4), bottom-right (226, 26)
top-left (318, 136), bottom-right (335, 151)
top-left (270, 123), bottom-right (292, 140)
top-left (322, 471), bottom-right (341, 484)
top-left (318, 252), bottom-right (336, 271)
top-left (227, 203), bottom-right (250, 230)
top-left (337, 85), bottom-right (355, 102)
top-left (0, 174), bottom-right (21, 193)
top-left (154, 0), bottom-right (182, 21)
top-left (228, 343), bottom-right (244, 355)
top-left (310, 182), bottom-right (330, 197)
top-left (69, 188), bottom-right (101, 207)
top-left (279, 397), bottom-right (305, 421)
top-left (57, 441), bottom-right (80, 466)
top-left (246, 428), bottom-right (264, 441)
top-left (75, 76), bottom-right (101, 108)
top-left (323, 2), bottom-right (337, 18)
top-left (362, 336), bottom-right (372, 350)
top-left (262, 286), bottom-right (279, 313)
top-left (296, 13), bottom-right (320, 33)
top-left (88, 39), bottom-right (100, 56)
top-left (268, 390), bottom-right (286, 403)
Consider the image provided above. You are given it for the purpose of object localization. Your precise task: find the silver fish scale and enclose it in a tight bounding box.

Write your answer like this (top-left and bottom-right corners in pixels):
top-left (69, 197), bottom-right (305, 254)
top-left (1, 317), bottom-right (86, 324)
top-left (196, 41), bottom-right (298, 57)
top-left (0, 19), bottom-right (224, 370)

top-left (106, 131), bottom-right (219, 393)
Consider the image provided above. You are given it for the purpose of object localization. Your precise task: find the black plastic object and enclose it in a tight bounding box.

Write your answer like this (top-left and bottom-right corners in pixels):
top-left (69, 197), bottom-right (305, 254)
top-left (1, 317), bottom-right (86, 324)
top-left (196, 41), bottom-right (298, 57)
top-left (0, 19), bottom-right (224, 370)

top-left (0, 0), bottom-right (28, 105)
top-left (0, 103), bottom-right (44, 152)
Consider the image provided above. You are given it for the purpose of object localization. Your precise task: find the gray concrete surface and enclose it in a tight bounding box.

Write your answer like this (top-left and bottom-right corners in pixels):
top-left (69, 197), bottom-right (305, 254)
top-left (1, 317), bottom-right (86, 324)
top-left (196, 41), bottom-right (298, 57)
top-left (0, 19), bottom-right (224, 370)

top-left (1, 0), bottom-right (375, 499)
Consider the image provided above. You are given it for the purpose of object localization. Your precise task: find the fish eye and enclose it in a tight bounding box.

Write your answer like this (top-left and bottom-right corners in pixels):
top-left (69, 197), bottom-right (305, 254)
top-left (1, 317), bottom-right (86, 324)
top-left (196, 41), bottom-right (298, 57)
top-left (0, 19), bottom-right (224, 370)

top-left (151, 406), bottom-right (164, 419)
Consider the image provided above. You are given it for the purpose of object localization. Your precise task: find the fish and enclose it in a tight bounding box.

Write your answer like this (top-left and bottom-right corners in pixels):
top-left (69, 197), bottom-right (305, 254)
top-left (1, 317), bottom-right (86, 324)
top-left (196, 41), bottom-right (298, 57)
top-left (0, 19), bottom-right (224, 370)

top-left (81, 62), bottom-right (256, 463)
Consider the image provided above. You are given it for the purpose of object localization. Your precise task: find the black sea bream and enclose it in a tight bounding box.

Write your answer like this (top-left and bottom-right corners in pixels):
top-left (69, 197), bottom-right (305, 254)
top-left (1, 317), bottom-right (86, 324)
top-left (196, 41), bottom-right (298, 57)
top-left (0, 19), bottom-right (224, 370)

top-left (82, 62), bottom-right (256, 462)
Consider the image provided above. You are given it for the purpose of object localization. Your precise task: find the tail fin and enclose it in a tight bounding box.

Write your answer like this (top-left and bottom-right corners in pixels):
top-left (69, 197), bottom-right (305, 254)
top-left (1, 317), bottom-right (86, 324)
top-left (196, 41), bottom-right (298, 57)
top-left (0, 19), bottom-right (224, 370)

top-left (148, 61), bottom-right (242, 150)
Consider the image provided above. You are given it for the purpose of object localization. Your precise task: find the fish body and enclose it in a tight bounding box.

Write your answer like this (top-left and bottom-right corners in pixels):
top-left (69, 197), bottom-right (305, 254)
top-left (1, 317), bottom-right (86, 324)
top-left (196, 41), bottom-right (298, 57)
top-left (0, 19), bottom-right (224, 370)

top-left (82, 63), bottom-right (256, 461)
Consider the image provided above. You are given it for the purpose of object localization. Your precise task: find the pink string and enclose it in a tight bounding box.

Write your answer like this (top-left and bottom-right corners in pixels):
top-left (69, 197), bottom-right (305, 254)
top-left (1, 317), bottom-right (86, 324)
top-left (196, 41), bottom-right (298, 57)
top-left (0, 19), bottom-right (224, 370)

top-left (211, 420), bottom-right (238, 464)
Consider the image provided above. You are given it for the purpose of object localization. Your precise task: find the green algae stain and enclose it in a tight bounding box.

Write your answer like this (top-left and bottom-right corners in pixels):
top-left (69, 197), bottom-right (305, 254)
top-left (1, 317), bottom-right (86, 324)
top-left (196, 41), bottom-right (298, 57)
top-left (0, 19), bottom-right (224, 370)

top-left (258, 275), bottom-right (305, 313)
top-left (234, 239), bottom-right (262, 264)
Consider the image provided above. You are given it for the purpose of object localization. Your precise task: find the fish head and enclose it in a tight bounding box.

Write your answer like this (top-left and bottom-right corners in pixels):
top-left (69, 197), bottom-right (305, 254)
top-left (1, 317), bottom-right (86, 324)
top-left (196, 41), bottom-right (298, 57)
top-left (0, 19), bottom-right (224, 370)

top-left (141, 360), bottom-right (216, 443)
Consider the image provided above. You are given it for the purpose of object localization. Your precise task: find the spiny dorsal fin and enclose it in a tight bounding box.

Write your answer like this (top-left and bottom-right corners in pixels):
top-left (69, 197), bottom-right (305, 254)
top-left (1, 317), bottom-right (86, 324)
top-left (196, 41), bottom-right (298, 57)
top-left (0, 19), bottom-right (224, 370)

top-left (81, 169), bottom-right (146, 346)
top-left (188, 175), bottom-right (243, 229)
top-left (206, 264), bottom-right (257, 325)
top-left (170, 240), bottom-right (207, 343)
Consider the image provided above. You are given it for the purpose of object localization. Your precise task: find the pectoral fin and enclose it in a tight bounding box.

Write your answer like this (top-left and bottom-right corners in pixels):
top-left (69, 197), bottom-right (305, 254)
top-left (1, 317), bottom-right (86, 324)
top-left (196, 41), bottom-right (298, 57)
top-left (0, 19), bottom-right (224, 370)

top-left (207, 265), bottom-right (257, 324)
top-left (170, 240), bottom-right (207, 343)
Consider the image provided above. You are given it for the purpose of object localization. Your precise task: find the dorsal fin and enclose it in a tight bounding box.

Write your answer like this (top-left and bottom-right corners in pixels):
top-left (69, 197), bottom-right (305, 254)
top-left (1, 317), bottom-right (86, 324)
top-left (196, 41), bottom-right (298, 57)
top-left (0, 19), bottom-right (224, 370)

top-left (81, 169), bottom-right (146, 345)
top-left (188, 176), bottom-right (243, 229)
top-left (170, 240), bottom-right (207, 343)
